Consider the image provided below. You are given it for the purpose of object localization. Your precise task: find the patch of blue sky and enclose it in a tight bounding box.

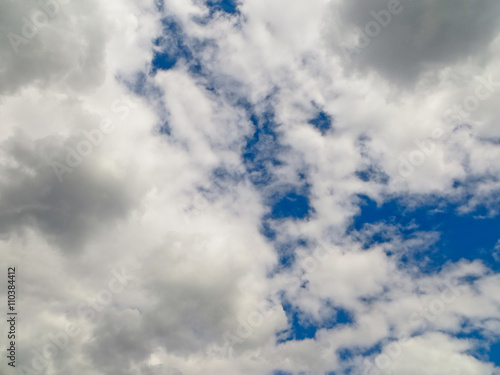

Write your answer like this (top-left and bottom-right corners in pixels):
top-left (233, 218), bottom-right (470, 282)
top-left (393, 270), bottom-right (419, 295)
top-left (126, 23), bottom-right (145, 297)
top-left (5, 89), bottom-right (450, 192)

top-left (260, 220), bottom-right (277, 242)
top-left (334, 342), bottom-right (384, 374)
top-left (273, 238), bottom-right (308, 268)
top-left (242, 109), bottom-right (284, 187)
top-left (237, 104), bottom-right (318, 276)
top-left (355, 165), bottom-right (389, 185)
top-left (490, 340), bottom-right (500, 367)
top-left (151, 18), bottom-right (194, 74)
top-left (276, 301), bottom-right (316, 341)
top-left (118, 72), bottom-right (171, 134)
top-left (243, 109), bottom-right (313, 265)
top-left (193, 1), bottom-right (241, 27)
top-left (269, 191), bottom-right (312, 220)
top-left (205, 0), bottom-right (239, 14)
top-left (350, 195), bottom-right (500, 273)
top-left (210, 165), bottom-right (246, 187)
top-left (120, 71), bottom-right (149, 96)
top-left (277, 301), bottom-right (354, 343)
top-left (261, 188), bottom-right (313, 265)
top-left (240, 103), bottom-right (314, 221)
top-left (355, 135), bottom-right (390, 185)
top-left (308, 110), bottom-right (333, 136)
top-left (239, 106), bottom-right (294, 240)
top-left (152, 17), bottom-right (220, 78)
top-left (338, 341), bottom-right (384, 361)
top-left (454, 325), bottom-right (500, 366)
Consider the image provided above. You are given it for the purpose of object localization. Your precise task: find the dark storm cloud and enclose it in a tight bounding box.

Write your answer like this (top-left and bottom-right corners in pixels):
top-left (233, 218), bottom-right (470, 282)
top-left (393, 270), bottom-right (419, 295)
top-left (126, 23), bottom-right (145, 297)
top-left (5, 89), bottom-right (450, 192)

top-left (326, 0), bottom-right (500, 86)
top-left (0, 133), bottom-right (140, 251)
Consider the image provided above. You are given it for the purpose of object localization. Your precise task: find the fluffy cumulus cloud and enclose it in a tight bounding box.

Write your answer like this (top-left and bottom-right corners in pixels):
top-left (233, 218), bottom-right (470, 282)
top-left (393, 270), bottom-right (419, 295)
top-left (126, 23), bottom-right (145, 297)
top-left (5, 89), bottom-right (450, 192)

top-left (1, 0), bottom-right (500, 374)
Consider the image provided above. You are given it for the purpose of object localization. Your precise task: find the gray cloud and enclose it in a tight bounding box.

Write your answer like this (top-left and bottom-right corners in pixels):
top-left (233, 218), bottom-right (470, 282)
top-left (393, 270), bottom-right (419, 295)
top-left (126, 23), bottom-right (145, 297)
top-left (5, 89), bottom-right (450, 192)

top-left (0, 132), bottom-right (141, 251)
top-left (0, 0), bottom-right (108, 96)
top-left (326, 0), bottom-right (500, 87)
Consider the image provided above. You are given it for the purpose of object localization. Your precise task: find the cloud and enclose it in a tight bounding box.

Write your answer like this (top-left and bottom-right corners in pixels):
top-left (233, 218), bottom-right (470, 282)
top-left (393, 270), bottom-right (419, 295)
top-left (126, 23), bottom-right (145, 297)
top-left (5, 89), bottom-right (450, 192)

top-left (325, 0), bottom-right (500, 88)
top-left (1, 0), bottom-right (500, 374)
